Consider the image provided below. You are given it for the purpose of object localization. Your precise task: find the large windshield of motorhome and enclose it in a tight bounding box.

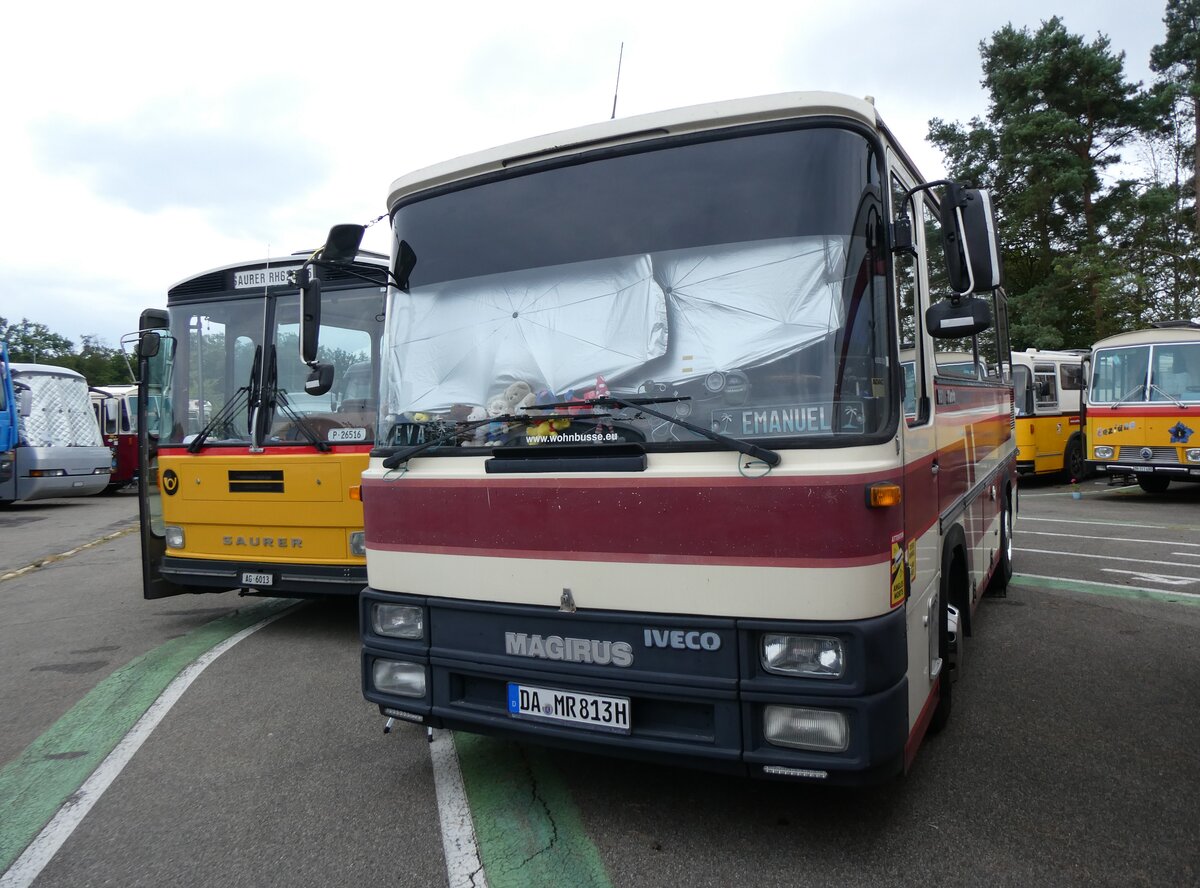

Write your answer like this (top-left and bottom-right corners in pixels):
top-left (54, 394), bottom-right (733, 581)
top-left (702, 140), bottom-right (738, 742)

top-left (159, 285), bottom-right (381, 446)
top-left (383, 125), bottom-right (893, 450)
top-left (1090, 343), bottom-right (1200, 404)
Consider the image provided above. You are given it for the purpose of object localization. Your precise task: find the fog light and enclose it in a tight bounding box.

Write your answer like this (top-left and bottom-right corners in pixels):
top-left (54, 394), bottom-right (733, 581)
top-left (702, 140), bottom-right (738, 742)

top-left (763, 705), bottom-right (849, 752)
top-left (372, 659), bottom-right (426, 697)
top-left (29, 468), bottom-right (67, 477)
top-left (1187, 449), bottom-right (1200, 463)
top-left (165, 525), bottom-right (185, 549)
top-left (372, 603), bottom-right (424, 639)
top-left (762, 634), bottom-right (844, 678)
top-left (349, 531), bottom-right (366, 556)
top-left (1094, 445), bottom-right (1114, 459)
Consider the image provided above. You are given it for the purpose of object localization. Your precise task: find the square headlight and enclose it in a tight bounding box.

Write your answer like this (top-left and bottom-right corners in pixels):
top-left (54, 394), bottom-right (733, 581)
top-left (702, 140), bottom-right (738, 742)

top-left (372, 658), bottom-right (426, 697)
top-left (349, 531), bottom-right (366, 556)
top-left (762, 634), bottom-right (844, 678)
top-left (165, 525), bottom-right (185, 549)
top-left (1186, 449), bottom-right (1200, 463)
top-left (763, 705), bottom-right (849, 752)
top-left (372, 603), bottom-right (424, 639)
top-left (1094, 445), bottom-right (1114, 459)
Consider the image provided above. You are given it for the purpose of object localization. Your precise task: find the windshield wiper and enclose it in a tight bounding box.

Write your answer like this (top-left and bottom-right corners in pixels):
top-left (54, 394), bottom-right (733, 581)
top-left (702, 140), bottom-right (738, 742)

top-left (530, 395), bottom-right (781, 468)
top-left (381, 414), bottom-right (541, 468)
top-left (272, 390), bottom-right (331, 451)
top-left (186, 387), bottom-right (251, 453)
top-left (1149, 385), bottom-right (1189, 409)
top-left (1110, 384), bottom-right (1146, 408)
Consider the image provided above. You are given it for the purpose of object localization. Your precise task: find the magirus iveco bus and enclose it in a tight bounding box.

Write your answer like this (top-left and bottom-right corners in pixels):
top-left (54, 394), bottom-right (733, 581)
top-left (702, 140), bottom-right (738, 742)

top-left (1084, 321), bottom-right (1200, 493)
top-left (345, 91), bottom-right (1015, 783)
top-left (133, 248), bottom-right (388, 598)
top-left (1012, 348), bottom-right (1088, 480)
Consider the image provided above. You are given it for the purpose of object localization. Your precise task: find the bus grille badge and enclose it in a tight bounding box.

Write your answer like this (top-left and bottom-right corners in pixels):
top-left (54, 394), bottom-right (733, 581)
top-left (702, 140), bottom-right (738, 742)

top-left (559, 588), bottom-right (576, 613)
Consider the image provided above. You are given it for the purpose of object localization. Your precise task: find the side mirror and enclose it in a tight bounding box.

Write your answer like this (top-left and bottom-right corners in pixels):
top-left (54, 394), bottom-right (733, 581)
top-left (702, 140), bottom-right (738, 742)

top-left (321, 224), bottom-right (366, 264)
top-left (139, 308), bottom-right (169, 330)
top-left (305, 363), bottom-right (335, 397)
top-left (299, 269), bottom-right (321, 365)
top-left (138, 331), bottom-right (161, 359)
top-left (940, 184), bottom-right (1003, 296)
top-left (18, 389), bottom-right (33, 418)
top-left (926, 295), bottom-right (993, 339)
top-left (104, 399), bottom-right (119, 422)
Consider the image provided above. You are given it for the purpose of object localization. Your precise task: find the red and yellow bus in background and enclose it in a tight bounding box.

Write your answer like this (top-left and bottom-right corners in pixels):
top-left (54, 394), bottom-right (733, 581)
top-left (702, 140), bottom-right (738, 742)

top-left (90, 384), bottom-right (138, 491)
top-left (1011, 349), bottom-right (1088, 480)
top-left (1084, 321), bottom-right (1200, 493)
top-left (346, 92), bottom-right (1015, 784)
top-left (134, 249), bottom-right (388, 599)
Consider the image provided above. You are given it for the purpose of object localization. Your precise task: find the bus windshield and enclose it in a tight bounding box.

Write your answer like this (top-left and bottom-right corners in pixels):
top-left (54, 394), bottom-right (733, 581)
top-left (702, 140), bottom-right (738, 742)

top-left (382, 125), bottom-right (894, 450)
top-left (1088, 343), bottom-right (1200, 405)
top-left (159, 284), bottom-right (382, 446)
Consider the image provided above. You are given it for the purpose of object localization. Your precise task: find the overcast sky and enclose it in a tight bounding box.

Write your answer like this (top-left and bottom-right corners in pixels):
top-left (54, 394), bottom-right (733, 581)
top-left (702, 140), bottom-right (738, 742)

top-left (0, 0), bottom-right (1171, 352)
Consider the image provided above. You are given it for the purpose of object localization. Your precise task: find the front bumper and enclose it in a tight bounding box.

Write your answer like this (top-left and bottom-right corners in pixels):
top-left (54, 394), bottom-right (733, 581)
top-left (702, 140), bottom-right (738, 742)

top-left (161, 555), bottom-right (366, 597)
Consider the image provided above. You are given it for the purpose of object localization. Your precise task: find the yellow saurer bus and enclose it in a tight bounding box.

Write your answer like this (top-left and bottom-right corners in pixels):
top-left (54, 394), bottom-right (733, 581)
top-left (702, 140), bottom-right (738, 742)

top-left (134, 247), bottom-right (388, 598)
top-left (1084, 321), bottom-right (1200, 493)
top-left (1012, 348), bottom-right (1088, 480)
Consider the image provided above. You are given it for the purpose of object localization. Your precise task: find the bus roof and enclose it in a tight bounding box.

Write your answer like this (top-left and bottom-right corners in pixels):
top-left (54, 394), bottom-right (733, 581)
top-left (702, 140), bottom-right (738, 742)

top-left (10, 363), bottom-right (87, 381)
top-left (166, 250), bottom-right (388, 295)
top-left (1091, 326), bottom-right (1200, 350)
top-left (1012, 348), bottom-right (1088, 365)
top-left (388, 91), bottom-right (881, 209)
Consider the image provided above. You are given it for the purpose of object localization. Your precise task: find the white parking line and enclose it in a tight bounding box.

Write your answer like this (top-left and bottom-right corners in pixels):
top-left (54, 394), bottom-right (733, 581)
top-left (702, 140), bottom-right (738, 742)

top-left (1101, 569), bottom-right (1197, 587)
top-left (1020, 530), bottom-right (1200, 548)
top-left (1018, 516), bottom-right (1168, 530)
top-left (429, 730), bottom-right (489, 888)
top-left (1015, 547), bottom-right (1200, 571)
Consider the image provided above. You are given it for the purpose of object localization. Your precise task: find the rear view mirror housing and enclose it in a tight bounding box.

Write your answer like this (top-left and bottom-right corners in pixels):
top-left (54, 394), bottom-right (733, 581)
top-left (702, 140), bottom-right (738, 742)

top-left (305, 363), bottom-right (335, 397)
top-left (940, 184), bottom-right (1003, 296)
top-left (926, 295), bottom-right (993, 339)
top-left (299, 269), bottom-right (321, 366)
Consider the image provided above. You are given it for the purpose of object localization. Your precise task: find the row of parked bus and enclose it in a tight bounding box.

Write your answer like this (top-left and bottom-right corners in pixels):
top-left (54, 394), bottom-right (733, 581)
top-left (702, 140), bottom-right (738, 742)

top-left (127, 91), bottom-right (1197, 788)
top-left (1008, 324), bottom-right (1200, 493)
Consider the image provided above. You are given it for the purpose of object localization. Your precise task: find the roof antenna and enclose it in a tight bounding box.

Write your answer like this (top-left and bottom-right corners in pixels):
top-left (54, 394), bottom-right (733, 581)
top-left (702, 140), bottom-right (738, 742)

top-left (610, 42), bottom-right (624, 120)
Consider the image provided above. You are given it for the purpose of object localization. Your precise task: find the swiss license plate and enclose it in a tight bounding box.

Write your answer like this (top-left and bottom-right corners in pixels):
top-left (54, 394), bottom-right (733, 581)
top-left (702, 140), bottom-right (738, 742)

top-left (241, 572), bottom-right (274, 587)
top-left (507, 682), bottom-right (630, 734)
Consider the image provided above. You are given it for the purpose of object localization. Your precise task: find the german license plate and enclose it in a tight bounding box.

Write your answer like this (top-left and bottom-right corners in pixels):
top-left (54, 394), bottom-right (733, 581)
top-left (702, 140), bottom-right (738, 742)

top-left (241, 572), bottom-right (274, 587)
top-left (507, 682), bottom-right (630, 734)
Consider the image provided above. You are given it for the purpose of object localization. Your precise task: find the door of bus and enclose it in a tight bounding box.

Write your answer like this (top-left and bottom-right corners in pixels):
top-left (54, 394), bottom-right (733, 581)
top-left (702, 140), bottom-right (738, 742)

top-left (135, 315), bottom-right (190, 599)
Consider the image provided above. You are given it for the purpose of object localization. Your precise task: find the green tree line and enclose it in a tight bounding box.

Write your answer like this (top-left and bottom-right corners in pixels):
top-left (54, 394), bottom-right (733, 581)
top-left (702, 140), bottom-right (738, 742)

top-left (0, 316), bottom-right (135, 386)
top-left (929, 1), bottom-right (1198, 349)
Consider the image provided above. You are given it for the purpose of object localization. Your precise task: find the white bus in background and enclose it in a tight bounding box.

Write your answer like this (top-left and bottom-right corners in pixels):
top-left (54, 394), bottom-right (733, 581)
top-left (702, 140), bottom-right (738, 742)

top-left (1, 352), bottom-right (112, 504)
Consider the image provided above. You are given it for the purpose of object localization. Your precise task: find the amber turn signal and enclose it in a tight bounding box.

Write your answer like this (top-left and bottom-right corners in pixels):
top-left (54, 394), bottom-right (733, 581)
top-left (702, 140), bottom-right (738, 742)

top-left (866, 482), bottom-right (901, 508)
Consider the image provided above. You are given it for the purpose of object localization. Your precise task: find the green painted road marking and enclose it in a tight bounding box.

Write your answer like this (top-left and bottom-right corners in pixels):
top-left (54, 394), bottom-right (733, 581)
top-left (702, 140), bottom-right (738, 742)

top-left (1013, 573), bottom-right (1200, 607)
top-left (0, 598), bottom-right (297, 873)
top-left (455, 732), bottom-right (612, 888)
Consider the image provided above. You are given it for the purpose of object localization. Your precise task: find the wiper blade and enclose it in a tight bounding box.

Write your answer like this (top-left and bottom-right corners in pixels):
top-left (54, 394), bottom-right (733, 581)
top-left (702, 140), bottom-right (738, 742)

top-left (381, 413), bottom-right (536, 468)
top-left (529, 395), bottom-right (781, 468)
top-left (187, 387), bottom-right (250, 453)
top-left (1149, 385), bottom-right (1189, 409)
top-left (1110, 384), bottom-right (1146, 408)
top-left (273, 390), bottom-right (331, 451)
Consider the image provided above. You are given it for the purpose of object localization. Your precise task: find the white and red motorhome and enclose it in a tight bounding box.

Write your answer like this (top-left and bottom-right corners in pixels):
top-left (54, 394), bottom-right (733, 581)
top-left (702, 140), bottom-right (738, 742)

top-left (350, 92), bottom-right (1015, 783)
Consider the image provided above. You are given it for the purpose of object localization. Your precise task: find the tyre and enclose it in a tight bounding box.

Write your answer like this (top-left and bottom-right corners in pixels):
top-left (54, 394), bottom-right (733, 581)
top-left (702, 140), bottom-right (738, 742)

top-left (1136, 475), bottom-right (1170, 494)
top-left (987, 491), bottom-right (1013, 597)
top-left (1064, 436), bottom-right (1086, 481)
top-left (928, 546), bottom-right (964, 734)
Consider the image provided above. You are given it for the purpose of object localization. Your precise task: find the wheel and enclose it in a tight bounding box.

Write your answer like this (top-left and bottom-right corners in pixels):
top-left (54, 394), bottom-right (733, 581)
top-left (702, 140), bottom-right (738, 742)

top-left (987, 491), bottom-right (1013, 597)
top-left (1136, 475), bottom-right (1170, 494)
top-left (928, 546), bottom-right (964, 734)
top-left (1063, 435), bottom-right (1086, 481)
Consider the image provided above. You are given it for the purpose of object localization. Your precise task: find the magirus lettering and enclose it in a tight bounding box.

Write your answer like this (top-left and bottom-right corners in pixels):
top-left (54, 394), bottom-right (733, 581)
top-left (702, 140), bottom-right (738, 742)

top-left (504, 632), bottom-right (633, 667)
top-left (643, 628), bottom-right (722, 651)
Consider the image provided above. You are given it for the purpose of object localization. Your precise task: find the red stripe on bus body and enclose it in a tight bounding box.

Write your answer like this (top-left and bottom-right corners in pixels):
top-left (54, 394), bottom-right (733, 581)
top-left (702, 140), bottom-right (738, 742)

top-left (363, 473), bottom-right (906, 562)
top-left (366, 541), bottom-right (884, 569)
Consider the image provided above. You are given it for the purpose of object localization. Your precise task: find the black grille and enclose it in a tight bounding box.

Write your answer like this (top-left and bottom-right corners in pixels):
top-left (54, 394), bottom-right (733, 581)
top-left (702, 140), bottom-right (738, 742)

top-left (228, 469), bottom-right (284, 493)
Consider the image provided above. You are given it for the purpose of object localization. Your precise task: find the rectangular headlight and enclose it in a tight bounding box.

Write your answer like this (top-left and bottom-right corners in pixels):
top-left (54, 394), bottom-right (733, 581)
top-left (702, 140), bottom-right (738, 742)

top-left (1094, 445), bottom-right (1114, 459)
top-left (29, 468), bottom-right (67, 477)
top-left (165, 525), bottom-right (185, 549)
top-left (763, 705), bottom-right (849, 752)
top-left (1187, 449), bottom-right (1200, 463)
top-left (372, 659), bottom-right (426, 697)
top-left (761, 634), bottom-right (844, 678)
top-left (349, 531), bottom-right (367, 556)
top-left (372, 603), bottom-right (424, 639)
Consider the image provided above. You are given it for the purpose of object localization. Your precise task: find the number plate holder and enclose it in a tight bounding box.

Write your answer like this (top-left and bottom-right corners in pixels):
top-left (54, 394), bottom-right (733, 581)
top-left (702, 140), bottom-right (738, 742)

top-left (507, 682), bottom-right (630, 734)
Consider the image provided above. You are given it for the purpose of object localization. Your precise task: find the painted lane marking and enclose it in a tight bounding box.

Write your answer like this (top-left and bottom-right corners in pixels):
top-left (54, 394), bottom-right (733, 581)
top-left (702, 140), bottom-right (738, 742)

top-left (0, 525), bottom-right (137, 583)
top-left (453, 732), bottom-right (612, 888)
top-left (0, 598), bottom-right (298, 886)
top-left (1020, 529), bottom-right (1200, 548)
top-left (1017, 516), bottom-right (1174, 530)
top-left (1013, 573), bottom-right (1200, 606)
top-left (430, 729), bottom-right (489, 888)
top-left (1101, 569), bottom-right (1197, 587)
top-left (1016, 547), bottom-right (1200, 572)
